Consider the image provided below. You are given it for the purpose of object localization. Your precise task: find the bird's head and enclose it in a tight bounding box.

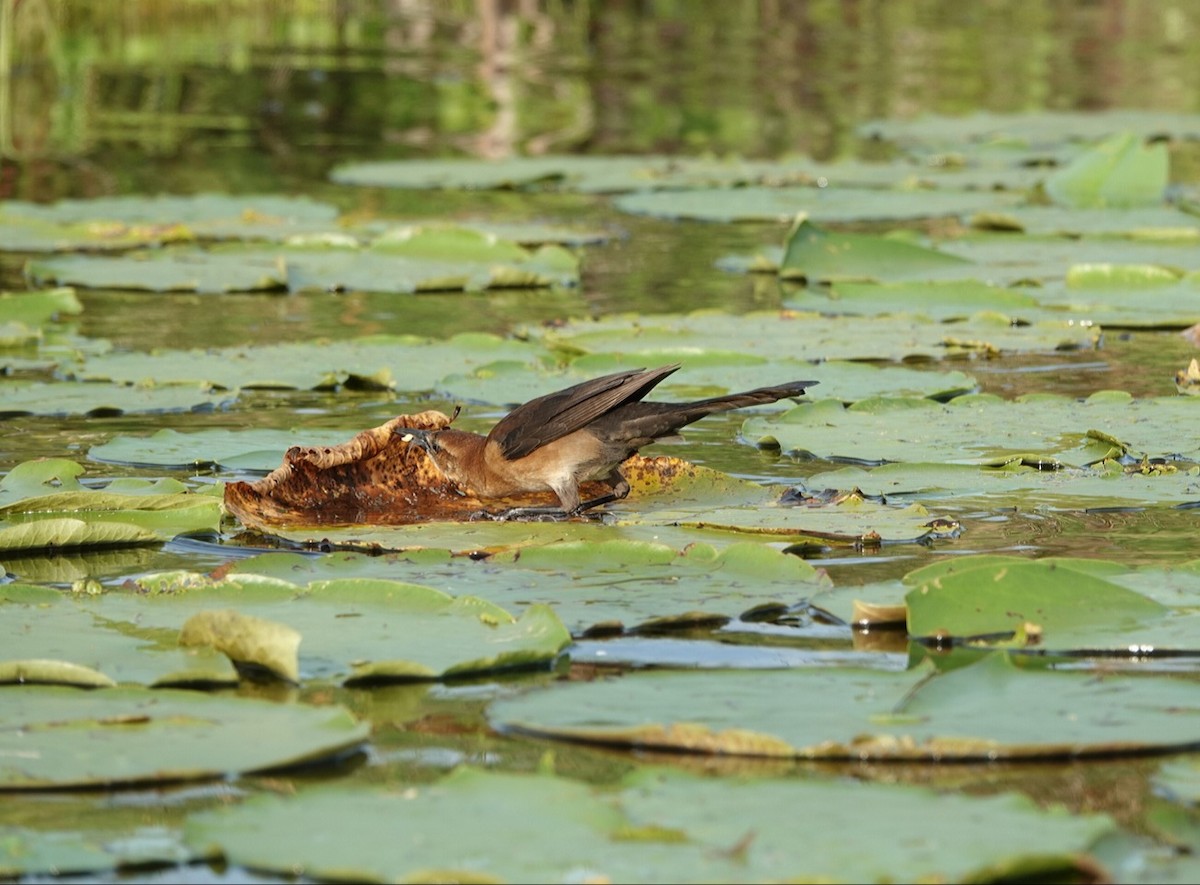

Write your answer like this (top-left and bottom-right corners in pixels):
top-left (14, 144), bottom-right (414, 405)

top-left (394, 412), bottom-right (482, 491)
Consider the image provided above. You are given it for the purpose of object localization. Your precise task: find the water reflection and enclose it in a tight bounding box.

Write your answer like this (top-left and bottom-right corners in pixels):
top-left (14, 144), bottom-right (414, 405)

top-left (5, 0), bottom-right (1200, 196)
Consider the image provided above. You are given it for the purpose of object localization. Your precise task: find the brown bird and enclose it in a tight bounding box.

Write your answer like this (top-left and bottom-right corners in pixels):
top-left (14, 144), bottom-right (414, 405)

top-left (397, 364), bottom-right (817, 517)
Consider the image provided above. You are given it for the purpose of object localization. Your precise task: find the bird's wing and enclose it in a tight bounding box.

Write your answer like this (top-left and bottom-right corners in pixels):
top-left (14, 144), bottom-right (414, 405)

top-left (489, 364), bottom-right (681, 460)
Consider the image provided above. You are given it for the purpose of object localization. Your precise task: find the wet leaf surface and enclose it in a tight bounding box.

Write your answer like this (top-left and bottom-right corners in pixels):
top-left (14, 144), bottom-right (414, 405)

top-left (0, 685), bottom-right (368, 788)
top-left (183, 765), bottom-right (1112, 884)
top-left (492, 652), bottom-right (1200, 760)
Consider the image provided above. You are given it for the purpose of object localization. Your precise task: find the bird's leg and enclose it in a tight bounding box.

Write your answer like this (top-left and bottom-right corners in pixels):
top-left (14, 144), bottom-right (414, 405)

top-left (482, 472), bottom-right (628, 522)
top-left (573, 469), bottom-right (630, 514)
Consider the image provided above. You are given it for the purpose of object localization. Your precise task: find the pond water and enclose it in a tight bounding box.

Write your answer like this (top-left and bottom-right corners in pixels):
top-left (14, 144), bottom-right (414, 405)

top-left (4, 2), bottom-right (1200, 883)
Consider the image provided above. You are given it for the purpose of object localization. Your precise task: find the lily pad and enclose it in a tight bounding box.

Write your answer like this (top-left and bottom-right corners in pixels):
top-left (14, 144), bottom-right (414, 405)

top-left (125, 574), bottom-right (570, 683)
top-left (803, 460), bottom-right (1200, 510)
top-left (0, 380), bottom-right (235, 418)
top-left (614, 187), bottom-right (1019, 224)
top-left (789, 279), bottom-right (1038, 321)
top-left (972, 205), bottom-right (1200, 238)
top-left (743, 392), bottom-right (1200, 466)
top-left (0, 459), bottom-right (222, 547)
top-left (0, 287), bottom-right (83, 325)
top-left (89, 427), bottom-right (371, 472)
top-left (781, 218), bottom-right (974, 283)
top-left (905, 557), bottom-right (1170, 646)
top-left (492, 652), bottom-right (1200, 759)
top-left (183, 765), bottom-right (1112, 884)
top-left (540, 309), bottom-right (1100, 363)
top-left (0, 685), bottom-right (368, 788)
top-left (1044, 132), bottom-right (1169, 209)
top-left (0, 584), bottom-right (239, 687)
top-left (27, 234), bottom-right (578, 294)
top-left (437, 356), bottom-right (976, 409)
top-left (73, 331), bottom-right (548, 392)
top-left (859, 110), bottom-right (1200, 151)
top-left (0, 194), bottom-right (341, 252)
top-left (220, 540), bottom-right (831, 636)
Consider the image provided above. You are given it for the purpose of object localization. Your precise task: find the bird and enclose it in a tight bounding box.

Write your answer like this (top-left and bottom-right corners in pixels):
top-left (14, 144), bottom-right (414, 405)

top-left (396, 364), bottom-right (817, 518)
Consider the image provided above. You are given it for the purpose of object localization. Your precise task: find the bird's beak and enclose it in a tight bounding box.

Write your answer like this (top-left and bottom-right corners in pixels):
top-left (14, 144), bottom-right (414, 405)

top-left (394, 427), bottom-right (435, 455)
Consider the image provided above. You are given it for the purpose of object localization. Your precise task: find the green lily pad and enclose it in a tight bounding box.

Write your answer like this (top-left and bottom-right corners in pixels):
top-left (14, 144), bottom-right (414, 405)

top-left (780, 218), bottom-right (974, 282)
top-left (859, 110), bottom-right (1200, 151)
top-left (744, 392), bottom-right (1200, 466)
top-left (972, 205), bottom-right (1200, 238)
top-left (220, 540), bottom-right (830, 636)
top-left (183, 765), bottom-right (1112, 884)
top-left (73, 331), bottom-right (547, 392)
top-left (89, 427), bottom-right (364, 472)
top-left (804, 460), bottom-right (1200, 510)
top-left (0, 380), bottom-right (235, 418)
top-left (540, 309), bottom-right (1099, 363)
top-left (27, 234), bottom-right (578, 294)
top-left (0, 459), bottom-right (222, 546)
top-left (0, 584), bottom-right (238, 687)
top-left (938, 235), bottom-right (1200, 283)
top-left (614, 186), bottom-right (1019, 224)
top-left (0, 685), bottom-right (368, 789)
top-left (491, 652), bottom-right (1200, 759)
top-left (905, 557), bottom-right (1168, 644)
top-left (1044, 132), bottom-right (1169, 209)
top-left (437, 355), bottom-right (975, 409)
top-left (0, 791), bottom-right (203, 879)
top-left (0, 287), bottom-right (82, 325)
top-left (331, 154), bottom-right (860, 194)
top-left (789, 279), bottom-right (1038, 321)
top-left (124, 575), bottom-right (571, 683)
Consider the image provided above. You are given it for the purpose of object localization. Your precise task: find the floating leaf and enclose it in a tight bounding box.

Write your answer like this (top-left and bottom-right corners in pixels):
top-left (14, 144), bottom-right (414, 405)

top-left (905, 557), bottom-right (1168, 646)
top-left (0, 686), bottom-right (368, 789)
top-left (780, 218), bottom-right (973, 283)
top-left (73, 332), bottom-right (548, 392)
top-left (743, 392), bottom-right (1200, 466)
top-left (183, 766), bottom-right (1112, 884)
top-left (0, 380), bottom-right (234, 418)
top-left (127, 574), bottom-right (570, 682)
top-left (1045, 132), bottom-right (1169, 209)
top-left (540, 309), bottom-right (1098, 363)
top-left (615, 187), bottom-right (1018, 224)
top-left (221, 540), bottom-right (830, 636)
top-left (0, 584), bottom-right (238, 687)
top-left (492, 652), bottom-right (1200, 760)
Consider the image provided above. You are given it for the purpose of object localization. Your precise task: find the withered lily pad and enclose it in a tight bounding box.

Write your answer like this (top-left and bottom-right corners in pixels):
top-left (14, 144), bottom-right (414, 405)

top-left (491, 652), bottom-right (1200, 760)
top-left (221, 411), bottom-right (743, 529)
top-left (0, 685), bottom-right (368, 789)
top-left (182, 765), bottom-right (1112, 884)
top-left (744, 392), bottom-right (1200, 466)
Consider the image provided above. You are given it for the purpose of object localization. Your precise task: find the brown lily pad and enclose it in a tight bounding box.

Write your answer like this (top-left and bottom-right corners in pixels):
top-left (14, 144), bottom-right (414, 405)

top-left (222, 412), bottom-right (683, 529)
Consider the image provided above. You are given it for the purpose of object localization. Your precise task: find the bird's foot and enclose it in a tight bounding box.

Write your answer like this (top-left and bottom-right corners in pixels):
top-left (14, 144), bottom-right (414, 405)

top-left (469, 505), bottom-right (608, 522)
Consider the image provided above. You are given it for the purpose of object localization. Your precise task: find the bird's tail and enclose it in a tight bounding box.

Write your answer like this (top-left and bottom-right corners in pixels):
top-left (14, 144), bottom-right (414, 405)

top-left (596, 379), bottom-right (818, 442)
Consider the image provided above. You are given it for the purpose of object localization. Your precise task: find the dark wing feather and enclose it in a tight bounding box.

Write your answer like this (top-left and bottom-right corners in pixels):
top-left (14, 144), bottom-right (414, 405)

top-left (489, 365), bottom-right (680, 460)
